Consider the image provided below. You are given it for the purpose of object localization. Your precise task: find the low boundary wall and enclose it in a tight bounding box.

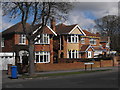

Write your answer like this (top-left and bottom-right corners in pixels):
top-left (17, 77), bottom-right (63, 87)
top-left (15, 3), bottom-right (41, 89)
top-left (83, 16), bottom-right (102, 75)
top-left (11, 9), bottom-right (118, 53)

top-left (35, 60), bottom-right (113, 72)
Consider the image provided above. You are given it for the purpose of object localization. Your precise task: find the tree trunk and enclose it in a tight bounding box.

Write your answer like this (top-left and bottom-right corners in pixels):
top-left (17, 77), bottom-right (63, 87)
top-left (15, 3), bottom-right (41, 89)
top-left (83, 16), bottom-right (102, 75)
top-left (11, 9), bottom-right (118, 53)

top-left (28, 40), bottom-right (35, 76)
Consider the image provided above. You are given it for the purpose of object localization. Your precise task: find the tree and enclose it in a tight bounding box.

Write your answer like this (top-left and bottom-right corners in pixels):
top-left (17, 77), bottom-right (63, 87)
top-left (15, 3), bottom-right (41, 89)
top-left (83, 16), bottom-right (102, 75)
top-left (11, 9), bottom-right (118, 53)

top-left (2, 2), bottom-right (73, 75)
top-left (94, 15), bottom-right (120, 52)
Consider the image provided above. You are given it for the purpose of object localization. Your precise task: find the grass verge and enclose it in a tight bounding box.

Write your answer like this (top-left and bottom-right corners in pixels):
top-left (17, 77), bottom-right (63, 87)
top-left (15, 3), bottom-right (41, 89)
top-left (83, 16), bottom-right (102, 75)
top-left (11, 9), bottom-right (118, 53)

top-left (21, 69), bottom-right (112, 79)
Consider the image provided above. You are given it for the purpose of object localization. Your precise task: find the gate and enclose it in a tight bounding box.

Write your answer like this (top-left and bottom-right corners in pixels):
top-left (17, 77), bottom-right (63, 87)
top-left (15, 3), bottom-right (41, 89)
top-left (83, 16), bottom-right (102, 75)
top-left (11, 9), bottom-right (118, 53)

top-left (0, 52), bottom-right (15, 70)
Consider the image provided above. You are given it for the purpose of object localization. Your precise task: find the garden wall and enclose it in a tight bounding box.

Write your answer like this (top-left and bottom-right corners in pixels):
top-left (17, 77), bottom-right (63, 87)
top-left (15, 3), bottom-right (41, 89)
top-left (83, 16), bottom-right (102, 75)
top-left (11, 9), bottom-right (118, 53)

top-left (35, 60), bottom-right (113, 72)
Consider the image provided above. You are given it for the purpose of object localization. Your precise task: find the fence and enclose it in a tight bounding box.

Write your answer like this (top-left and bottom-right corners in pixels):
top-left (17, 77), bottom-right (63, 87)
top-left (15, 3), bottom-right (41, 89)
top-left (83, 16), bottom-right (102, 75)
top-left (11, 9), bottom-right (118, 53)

top-left (0, 52), bottom-right (15, 70)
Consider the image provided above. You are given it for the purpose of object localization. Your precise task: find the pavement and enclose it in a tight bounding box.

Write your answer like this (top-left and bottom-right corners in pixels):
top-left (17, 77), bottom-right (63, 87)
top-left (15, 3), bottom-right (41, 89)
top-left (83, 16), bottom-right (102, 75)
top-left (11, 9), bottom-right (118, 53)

top-left (2, 66), bottom-right (119, 84)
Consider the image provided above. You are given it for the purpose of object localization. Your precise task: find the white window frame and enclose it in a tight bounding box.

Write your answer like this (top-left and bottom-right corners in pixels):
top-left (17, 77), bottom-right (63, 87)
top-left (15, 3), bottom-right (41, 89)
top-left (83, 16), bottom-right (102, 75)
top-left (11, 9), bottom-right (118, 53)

top-left (35, 34), bottom-right (50, 44)
top-left (19, 34), bottom-right (26, 45)
top-left (1, 38), bottom-right (5, 47)
top-left (67, 35), bottom-right (79, 43)
top-left (87, 51), bottom-right (92, 58)
top-left (35, 51), bottom-right (50, 63)
top-left (89, 38), bottom-right (96, 45)
top-left (81, 38), bottom-right (85, 44)
top-left (67, 50), bottom-right (79, 58)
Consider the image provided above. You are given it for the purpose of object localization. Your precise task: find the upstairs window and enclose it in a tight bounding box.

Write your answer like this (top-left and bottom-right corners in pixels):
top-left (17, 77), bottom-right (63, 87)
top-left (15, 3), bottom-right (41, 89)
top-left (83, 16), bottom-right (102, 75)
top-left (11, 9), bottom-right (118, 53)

top-left (19, 34), bottom-right (26, 44)
top-left (81, 38), bottom-right (85, 44)
top-left (67, 35), bottom-right (78, 43)
top-left (1, 38), bottom-right (4, 47)
top-left (90, 38), bottom-right (96, 45)
top-left (35, 34), bottom-right (50, 44)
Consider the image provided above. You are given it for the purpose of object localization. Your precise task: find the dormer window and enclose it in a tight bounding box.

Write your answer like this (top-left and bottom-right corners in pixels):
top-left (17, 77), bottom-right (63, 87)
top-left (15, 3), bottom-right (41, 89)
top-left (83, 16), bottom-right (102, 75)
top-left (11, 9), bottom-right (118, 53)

top-left (35, 34), bottom-right (50, 44)
top-left (1, 38), bottom-right (5, 47)
top-left (90, 38), bottom-right (96, 45)
top-left (67, 35), bottom-right (78, 43)
top-left (19, 34), bottom-right (26, 45)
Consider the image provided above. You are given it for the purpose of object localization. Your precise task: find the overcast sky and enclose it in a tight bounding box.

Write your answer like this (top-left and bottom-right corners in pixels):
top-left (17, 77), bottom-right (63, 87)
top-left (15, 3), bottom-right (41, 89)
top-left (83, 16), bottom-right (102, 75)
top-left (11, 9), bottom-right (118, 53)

top-left (1, 2), bottom-right (118, 32)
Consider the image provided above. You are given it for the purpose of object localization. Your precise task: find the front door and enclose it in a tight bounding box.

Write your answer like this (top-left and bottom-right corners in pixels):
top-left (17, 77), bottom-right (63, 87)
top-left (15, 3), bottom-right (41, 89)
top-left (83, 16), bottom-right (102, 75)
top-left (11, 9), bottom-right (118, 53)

top-left (87, 51), bottom-right (92, 58)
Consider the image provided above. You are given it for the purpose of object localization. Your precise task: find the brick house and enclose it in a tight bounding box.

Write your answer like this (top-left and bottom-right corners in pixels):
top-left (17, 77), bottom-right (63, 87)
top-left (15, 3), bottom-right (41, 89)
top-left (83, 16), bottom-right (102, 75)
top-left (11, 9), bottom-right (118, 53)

top-left (1, 22), bottom-right (57, 64)
top-left (1, 20), bottom-right (110, 65)
top-left (52, 21), bottom-right (110, 60)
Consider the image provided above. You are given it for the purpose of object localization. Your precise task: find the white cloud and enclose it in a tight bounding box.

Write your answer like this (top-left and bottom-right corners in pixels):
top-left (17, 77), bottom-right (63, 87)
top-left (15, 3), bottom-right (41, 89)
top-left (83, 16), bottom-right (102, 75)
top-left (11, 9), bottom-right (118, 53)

top-left (64, 10), bottom-right (95, 29)
top-left (64, 2), bottom-right (118, 30)
top-left (1, 2), bottom-right (118, 32)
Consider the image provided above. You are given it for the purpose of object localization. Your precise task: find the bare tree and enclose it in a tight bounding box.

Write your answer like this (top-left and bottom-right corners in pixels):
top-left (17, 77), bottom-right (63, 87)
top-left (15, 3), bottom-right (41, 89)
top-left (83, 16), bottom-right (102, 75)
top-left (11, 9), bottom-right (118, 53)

top-left (2, 2), bottom-right (73, 75)
top-left (94, 15), bottom-right (120, 51)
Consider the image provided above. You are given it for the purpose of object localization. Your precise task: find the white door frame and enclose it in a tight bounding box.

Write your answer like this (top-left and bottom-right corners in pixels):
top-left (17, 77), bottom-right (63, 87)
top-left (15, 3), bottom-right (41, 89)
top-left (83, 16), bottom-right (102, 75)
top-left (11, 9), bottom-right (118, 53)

top-left (19, 50), bottom-right (29, 63)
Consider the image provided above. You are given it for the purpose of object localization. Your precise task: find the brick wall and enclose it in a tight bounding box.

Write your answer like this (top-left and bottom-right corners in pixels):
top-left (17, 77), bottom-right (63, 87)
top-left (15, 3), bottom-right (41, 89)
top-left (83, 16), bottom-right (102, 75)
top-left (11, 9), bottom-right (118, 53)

top-left (2, 35), bottom-right (14, 52)
top-left (35, 60), bottom-right (113, 72)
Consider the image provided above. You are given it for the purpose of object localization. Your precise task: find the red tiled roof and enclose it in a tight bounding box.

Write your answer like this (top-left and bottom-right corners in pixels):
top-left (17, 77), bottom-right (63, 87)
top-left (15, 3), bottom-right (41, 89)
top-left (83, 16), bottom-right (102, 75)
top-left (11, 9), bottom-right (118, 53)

top-left (2, 22), bottom-right (30, 35)
top-left (100, 36), bottom-right (108, 42)
top-left (83, 30), bottom-right (96, 36)
top-left (80, 45), bottom-right (90, 51)
top-left (92, 46), bottom-right (103, 50)
top-left (2, 22), bottom-right (56, 35)
top-left (55, 23), bottom-right (77, 34)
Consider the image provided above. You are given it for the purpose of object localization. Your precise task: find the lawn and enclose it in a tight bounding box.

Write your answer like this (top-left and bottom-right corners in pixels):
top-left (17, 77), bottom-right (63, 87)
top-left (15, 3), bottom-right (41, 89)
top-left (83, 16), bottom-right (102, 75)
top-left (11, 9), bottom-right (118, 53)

top-left (21, 69), bottom-right (112, 79)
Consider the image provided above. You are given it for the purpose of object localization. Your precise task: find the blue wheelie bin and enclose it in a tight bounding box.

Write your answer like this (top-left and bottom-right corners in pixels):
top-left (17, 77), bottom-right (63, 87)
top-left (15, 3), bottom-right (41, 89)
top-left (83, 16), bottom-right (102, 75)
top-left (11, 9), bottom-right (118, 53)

top-left (11, 66), bottom-right (18, 79)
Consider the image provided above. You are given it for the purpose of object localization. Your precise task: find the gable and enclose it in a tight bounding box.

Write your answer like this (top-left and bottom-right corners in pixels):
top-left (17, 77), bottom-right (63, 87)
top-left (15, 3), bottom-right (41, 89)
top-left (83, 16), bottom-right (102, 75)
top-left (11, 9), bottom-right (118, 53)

top-left (70, 27), bottom-right (83, 34)
top-left (85, 45), bottom-right (94, 51)
top-left (33, 25), bottom-right (57, 36)
top-left (87, 47), bottom-right (94, 51)
top-left (69, 25), bottom-right (86, 36)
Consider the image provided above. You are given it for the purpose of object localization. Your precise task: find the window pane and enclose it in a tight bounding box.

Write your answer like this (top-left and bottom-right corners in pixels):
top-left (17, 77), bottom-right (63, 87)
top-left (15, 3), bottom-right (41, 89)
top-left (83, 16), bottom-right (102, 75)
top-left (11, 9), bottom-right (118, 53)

top-left (1, 38), bottom-right (4, 47)
top-left (40, 35), bottom-right (43, 43)
top-left (68, 36), bottom-right (71, 42)
top-left (46, 54), bottom-right (48, 62)
top-left (68, 50), bottom-right (71, 58)
top-left (36, 55), bottom-right (39, 62)
top-left (75, 36), bottom-right (78, 43)
top-left (76, 50), bottom-right (78, 58)
top-left (44, 55), bottom-right (46, 62)
top-left (72, 50), bottom-right (75, 58)
top-left (72, 36), bottom-right (74, 43)
top-left (40, 55), bottom-right (43, 62)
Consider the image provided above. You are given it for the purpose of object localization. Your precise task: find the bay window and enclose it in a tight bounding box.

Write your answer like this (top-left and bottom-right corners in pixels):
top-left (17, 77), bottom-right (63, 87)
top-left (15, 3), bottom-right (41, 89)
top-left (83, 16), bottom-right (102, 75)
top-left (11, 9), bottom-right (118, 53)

top-left (35, 51), bottom-right (50, 63)
top-left (67, 50), bottom-right (79, 58)
top-left (67, 35), bottom-right (78, 43)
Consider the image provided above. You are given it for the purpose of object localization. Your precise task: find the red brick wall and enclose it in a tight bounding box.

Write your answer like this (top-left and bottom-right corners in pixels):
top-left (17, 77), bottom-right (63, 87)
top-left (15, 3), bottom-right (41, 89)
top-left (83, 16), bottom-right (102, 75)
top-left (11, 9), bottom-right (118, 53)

top-left (2, 35), bottom-right (14, 52)
top-left (34, 38), bottom-right (54, 63)
top-left (35, 60), bottom-right (113, 72)
top-left (63, 35), bottom-right (67, 58)
top-left (14, 34), bottom-right (28, 45)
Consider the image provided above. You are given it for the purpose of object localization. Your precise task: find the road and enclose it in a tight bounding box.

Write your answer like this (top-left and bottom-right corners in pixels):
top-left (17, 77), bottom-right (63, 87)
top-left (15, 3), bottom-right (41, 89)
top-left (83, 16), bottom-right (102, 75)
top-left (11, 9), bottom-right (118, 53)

top-left (2, 67), bottom-right (119, 88)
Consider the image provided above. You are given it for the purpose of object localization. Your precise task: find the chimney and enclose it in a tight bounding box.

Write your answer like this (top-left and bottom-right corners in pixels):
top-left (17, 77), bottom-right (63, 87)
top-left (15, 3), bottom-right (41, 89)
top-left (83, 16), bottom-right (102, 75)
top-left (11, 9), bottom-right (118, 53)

top-left (51, 17), bottom-right (56, 32)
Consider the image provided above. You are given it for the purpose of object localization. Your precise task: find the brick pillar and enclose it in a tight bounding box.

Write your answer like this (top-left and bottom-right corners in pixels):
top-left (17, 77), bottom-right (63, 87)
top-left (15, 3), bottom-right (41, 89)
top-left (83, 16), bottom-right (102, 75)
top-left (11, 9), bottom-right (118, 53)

top-left (50, 38), bottom-right (53, 64)
top-left (63, 35), bottom-right (67, 58)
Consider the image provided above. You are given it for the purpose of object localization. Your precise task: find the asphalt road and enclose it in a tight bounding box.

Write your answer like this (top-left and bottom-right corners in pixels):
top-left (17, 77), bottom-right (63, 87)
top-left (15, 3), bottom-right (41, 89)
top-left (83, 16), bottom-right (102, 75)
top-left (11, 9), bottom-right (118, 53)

top-left (2, 67), bottom-right (119, 88)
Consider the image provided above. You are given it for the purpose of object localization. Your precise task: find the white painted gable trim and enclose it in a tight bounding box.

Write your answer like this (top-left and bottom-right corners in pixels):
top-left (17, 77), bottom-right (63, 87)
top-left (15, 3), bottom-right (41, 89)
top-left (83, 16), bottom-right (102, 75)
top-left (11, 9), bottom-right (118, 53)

top-left (68, 25), bottom-right (86, 36)
top-left (46, 26), bottom-right (57, 36)
top-left (85, 45), bottom-right (94, 52)
top-left (33, 25), bottom-right (57, 36)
